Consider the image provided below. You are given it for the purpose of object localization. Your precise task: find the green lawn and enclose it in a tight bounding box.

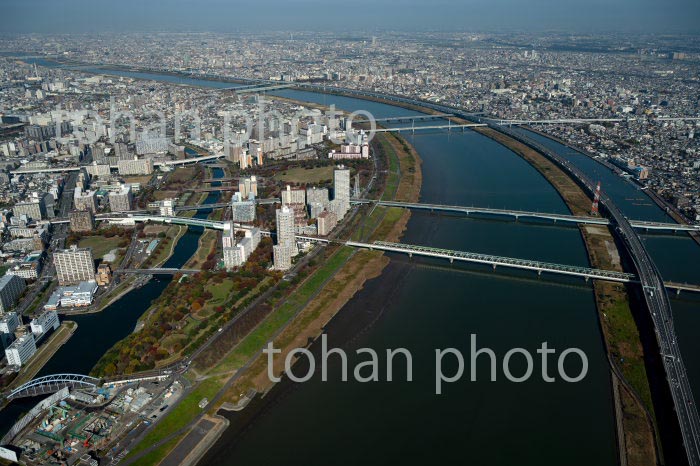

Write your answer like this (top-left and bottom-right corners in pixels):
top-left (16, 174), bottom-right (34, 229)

top-left (275, 166), bottom-right (334, 184)
top-left (78, 235), bottom-right (126, 260)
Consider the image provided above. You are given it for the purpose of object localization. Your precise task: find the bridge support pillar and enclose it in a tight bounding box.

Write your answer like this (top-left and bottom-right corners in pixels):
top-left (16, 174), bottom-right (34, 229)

top-left (449, 258), bottom-right (454, 264)
top-left (537, 270), bottom-right (542, 276)
top-left (585, 276), bottom-right (590, 283)
top-left (492, 264), bottom-right (497, 271)
top-left (676, 288), bottom-right (681, 296)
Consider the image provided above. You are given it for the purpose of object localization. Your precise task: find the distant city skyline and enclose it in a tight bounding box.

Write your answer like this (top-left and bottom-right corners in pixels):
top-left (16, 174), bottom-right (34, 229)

top-left (3, 0), bottom-right (700, 34)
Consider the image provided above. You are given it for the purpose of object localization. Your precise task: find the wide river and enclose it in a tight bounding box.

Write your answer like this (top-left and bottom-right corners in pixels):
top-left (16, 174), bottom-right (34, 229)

top-left (8, 60), bottom-right (700, 465)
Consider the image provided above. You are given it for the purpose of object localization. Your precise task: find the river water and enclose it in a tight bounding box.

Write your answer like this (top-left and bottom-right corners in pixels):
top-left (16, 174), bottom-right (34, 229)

top-left (7, 59), bottom-right (700, 465)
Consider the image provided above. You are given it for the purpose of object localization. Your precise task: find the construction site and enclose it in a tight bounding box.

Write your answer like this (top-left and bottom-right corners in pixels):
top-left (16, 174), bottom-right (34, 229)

top-left (1, 377), bottom-right (181, 465)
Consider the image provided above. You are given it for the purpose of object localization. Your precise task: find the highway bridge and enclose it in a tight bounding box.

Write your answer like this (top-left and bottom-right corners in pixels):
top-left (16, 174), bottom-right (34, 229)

top-left (352, 113), bottom-right (454, 124)
top-left (174, 197), bottom-right (280, 211)
top-left (7, 374), bottom-right (100, 400)
top-left (221, 83), bottom-right (293, 93)
top-left (10, 166), bottom-right (81, 175)
top-left (373, 123), bottom-right (487, 133)
top-left (155, 154), bottom-right (225, 166)
top-left (497, 117), bottom-right (700, 126)
top-left (168, 197), bottom-right (698, 233)
top-left (9, 154), bottom-right (225, 177)
top-left (356, 199), bottom-right (700, 232)
top-left (99, 214), bottom-right (226, 230)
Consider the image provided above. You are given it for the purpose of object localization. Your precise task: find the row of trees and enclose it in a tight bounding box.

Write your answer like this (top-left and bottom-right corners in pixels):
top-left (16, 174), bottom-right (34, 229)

top-left (91, 238), bottom-right (276, 377)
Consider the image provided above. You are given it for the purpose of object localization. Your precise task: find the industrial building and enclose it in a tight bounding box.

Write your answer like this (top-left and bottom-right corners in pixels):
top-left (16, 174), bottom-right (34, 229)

top-left (44, 281), bottom-right (99, 311)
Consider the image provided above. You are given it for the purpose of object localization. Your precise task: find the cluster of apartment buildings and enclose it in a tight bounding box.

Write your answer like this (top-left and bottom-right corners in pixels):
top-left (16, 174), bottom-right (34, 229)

top-left (273, 165), bottom-right (351, 271)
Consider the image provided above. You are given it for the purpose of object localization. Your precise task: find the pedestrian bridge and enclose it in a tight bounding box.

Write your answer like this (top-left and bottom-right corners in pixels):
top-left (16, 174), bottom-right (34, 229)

top-left (7, 374), bottom-right (100, 400)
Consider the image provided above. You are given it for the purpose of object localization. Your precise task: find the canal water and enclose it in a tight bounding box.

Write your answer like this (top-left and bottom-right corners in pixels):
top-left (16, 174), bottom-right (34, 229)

top-left (0, 165), bottom-right (224, 437)
top-left (7, 59), bottom-right (700, 464)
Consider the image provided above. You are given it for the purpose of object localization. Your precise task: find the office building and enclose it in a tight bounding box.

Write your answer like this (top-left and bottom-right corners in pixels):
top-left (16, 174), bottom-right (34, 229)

top-left (0, 312), bottom-right (19, 350)
top-left (5, 335), bottom-right (37, 367)
top-left (0, 312), bottom-right (20, 335)
top-left (54, 245), bottom-right (95, 285)
top-left (0, 275), bottom-right (27, 313)
top-left (109, 185), bottom-right (133, 212)
top-left (333, 165), bottom-right (351, 219)
top-left (225, 142), bottom-right (244, 163)
top-left (69, 209), bottom-right (95, 232)
top-left (30, 309), bottom-right (60, 339)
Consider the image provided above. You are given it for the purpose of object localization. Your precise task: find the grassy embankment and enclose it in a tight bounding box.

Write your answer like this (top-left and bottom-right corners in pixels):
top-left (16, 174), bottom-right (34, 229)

top-left (143, 225), bottom-right (187, 269)
top-left (124, 130), bottom-right (421, 466)
top-left (476, 126), bottom-right (657, 466)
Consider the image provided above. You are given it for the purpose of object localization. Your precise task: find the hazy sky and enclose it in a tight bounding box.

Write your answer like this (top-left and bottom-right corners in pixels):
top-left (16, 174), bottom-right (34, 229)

top-left (3, 0), bottom-right (700, 34)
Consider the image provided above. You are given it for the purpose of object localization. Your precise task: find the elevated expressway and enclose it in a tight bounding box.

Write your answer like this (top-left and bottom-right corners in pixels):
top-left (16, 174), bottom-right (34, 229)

top-left (489, 125), bottom-right (700, 465)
